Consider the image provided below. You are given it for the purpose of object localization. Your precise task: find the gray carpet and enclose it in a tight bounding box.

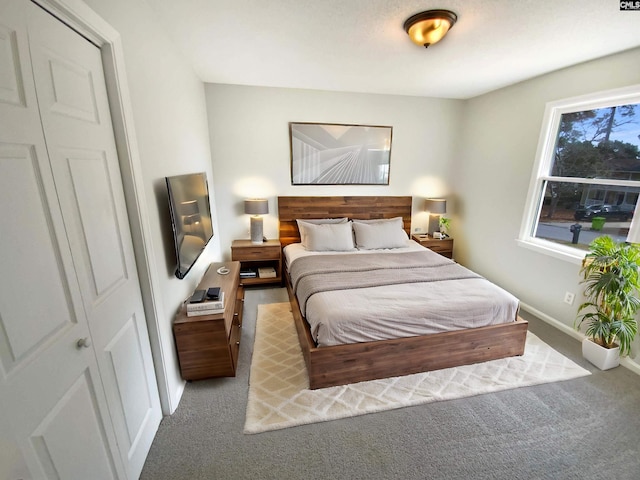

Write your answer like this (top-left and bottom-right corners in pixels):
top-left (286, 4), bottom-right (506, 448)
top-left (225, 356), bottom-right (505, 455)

top-left (140, 288), bottom-right (640, 480)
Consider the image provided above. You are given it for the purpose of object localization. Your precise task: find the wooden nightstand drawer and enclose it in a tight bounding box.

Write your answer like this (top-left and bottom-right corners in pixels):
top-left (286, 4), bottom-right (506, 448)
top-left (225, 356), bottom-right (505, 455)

top-left (232, 245), bottom-right (280, 260)
top-left (426, 240), bottom-right (453, 253)
top-left (412, 235), bottom-right (454, 259)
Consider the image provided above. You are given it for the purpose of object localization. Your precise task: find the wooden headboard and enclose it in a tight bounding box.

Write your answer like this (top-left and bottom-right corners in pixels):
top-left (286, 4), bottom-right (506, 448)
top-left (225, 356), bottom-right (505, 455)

top-left (277, 196), bottom-right (413, 247)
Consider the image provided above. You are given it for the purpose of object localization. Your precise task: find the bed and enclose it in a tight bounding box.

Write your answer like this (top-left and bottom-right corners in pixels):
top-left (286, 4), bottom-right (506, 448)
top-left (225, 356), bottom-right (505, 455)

top-left (278, 196), bottom-right (528, 389)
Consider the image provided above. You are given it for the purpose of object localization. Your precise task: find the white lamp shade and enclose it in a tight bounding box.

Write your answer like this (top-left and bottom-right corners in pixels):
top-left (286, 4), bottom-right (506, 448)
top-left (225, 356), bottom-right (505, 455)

top-left (425, 198), bottom-right (446, 214)
top-left (244, 199), bottom-right (269, 215)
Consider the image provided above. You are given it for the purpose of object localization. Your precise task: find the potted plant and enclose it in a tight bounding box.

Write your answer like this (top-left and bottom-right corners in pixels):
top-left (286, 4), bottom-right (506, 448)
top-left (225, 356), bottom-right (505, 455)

top-left (575, 236), bottom-right (640, 370)
top-left (438, 216), bottom-right (451, 237)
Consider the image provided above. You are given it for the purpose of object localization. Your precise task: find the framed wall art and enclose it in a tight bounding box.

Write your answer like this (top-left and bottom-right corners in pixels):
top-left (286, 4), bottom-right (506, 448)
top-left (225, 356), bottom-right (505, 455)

top-left (289, 122), bottom-right (393, 185)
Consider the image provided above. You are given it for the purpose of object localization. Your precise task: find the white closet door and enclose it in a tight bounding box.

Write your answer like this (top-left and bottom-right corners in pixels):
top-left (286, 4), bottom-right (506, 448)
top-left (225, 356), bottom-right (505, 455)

top-left (26, 3), bottom-right (162, 479)
top-left (0, 1), bottom-right (125, 478)
top-left (0, 1), bottom-right (162, 479)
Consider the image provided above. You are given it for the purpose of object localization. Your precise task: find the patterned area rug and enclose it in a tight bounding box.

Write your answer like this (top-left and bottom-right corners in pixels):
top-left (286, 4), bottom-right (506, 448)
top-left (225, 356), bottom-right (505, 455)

top-left (244, 303), bottom-right (591, 434)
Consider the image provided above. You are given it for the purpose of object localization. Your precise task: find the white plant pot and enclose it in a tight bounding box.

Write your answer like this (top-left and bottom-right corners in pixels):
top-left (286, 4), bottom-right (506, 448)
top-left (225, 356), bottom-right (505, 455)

top-left (582, 338), bottom-right (620, 370)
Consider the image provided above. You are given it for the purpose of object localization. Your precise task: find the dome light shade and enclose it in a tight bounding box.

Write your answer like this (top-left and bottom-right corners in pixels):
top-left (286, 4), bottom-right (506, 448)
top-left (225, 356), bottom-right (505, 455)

top-left (404, 10), bottom-right (457, 48)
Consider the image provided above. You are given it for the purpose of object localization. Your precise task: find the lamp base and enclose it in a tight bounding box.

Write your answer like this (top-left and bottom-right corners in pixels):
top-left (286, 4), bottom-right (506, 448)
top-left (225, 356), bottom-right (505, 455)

top-left (250, 216), bottom-right (264, 244)
top-left (428, 214), bottom-right (440, 236)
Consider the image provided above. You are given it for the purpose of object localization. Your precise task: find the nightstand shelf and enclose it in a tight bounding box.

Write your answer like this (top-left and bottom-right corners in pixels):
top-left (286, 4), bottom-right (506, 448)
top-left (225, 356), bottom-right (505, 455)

top-left (412, 234), bottom-right (454, 259)
top-left (231, 239), bottom-right (283, 286)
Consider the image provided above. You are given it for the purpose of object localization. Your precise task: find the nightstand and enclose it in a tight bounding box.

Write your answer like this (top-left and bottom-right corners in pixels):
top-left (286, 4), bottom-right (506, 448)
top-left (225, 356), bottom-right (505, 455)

top-left (412, 234), bottom-right (454, 259)
top-left (173, 261), bottom-right (244, 380)
top-left (231, 239), bottom-right (283, 286)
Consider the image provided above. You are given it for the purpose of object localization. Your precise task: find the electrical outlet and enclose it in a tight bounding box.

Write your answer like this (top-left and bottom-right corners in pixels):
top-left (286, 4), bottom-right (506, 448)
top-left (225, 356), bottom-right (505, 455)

top-left (563, 291), bottom-right (575, 305)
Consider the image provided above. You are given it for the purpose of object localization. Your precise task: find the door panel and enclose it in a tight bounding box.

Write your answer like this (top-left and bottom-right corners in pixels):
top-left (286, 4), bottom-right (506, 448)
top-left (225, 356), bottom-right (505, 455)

top-left (54, 148), bottom-right (128, 299)
top-left (0, 143), bottom-right (76, 368)
top-left (46, 51), bottom-right (100, 123)
top-left (30, 371), bottom-right (118, 480)
top-left (0, 23), bottom-right (26, 107)
top-left (106, 315), bottom-right (154, 445)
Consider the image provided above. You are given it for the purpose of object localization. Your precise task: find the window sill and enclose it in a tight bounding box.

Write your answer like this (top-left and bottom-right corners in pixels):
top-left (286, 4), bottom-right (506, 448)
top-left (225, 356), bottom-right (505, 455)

top-left (516, 238), bottom-right (585, 265)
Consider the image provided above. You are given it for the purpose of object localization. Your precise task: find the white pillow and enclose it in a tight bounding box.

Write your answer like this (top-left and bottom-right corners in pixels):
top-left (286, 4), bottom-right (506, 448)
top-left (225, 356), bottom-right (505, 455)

top-left (299, 221), bottom-right (355, 251)
top-left (297, 218), bottom-right (348, 245)
top-left (352, 219), bottom-right (408, 249)
top-left (351, 216), bottom-right (404, 224)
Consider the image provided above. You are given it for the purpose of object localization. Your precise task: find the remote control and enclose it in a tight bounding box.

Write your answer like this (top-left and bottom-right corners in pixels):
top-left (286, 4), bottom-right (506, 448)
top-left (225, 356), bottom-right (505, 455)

top-left (189, 289), bottom-right (207, 303)
top-left (206, 287), bottom-right (221, 300)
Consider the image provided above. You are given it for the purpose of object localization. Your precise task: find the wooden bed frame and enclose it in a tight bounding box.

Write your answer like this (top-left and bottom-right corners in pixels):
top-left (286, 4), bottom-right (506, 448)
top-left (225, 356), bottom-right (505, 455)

top-left (278, 196), bottom-right (528, 390)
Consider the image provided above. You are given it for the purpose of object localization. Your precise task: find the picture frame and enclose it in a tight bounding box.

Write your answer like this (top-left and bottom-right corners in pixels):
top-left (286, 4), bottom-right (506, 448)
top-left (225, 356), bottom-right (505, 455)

top-left (289, 122), bottom-right (393, 185)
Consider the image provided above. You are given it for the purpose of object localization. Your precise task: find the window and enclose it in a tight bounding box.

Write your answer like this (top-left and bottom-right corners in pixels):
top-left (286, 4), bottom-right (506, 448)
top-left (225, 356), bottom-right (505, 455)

top-left (519, 86), bottom-right (640, 263)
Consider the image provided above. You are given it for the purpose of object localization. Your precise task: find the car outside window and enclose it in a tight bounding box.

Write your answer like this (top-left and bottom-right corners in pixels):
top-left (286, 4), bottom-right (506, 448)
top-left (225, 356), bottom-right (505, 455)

top-left (519, 86), bottom-right (640, 263)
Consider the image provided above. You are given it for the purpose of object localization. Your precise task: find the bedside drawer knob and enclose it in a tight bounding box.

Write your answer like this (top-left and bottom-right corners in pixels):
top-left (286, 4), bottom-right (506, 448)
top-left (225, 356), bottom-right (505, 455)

top-left (236, 341), bottom-right (240, 346)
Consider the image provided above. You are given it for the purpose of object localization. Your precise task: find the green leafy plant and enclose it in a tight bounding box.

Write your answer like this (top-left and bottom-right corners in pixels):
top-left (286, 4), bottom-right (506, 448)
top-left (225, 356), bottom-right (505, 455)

top-left (438, 216), bottom-right (451, 235)
top-left (575, 236), bottom-right (640, 356)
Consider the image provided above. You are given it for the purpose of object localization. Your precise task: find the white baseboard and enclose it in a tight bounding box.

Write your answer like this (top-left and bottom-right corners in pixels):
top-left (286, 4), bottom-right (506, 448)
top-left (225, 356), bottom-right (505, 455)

top-left (520, 302), bottom-right (640, 376)
top-left (520, 302), bottom-right (583, 341)
top-left (170, 381), bottom-right (186, 415)
top-left (621, 357), bottom-right (640, 375)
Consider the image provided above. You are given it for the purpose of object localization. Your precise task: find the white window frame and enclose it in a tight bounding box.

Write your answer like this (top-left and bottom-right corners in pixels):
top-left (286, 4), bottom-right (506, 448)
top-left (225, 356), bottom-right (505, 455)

top-left (518, 84), bottom-right (640, 264)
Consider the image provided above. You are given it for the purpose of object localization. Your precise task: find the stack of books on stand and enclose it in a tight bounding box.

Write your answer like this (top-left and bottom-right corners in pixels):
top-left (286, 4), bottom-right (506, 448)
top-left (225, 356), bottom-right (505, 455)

top-left (186, 291), bottom-right (225, 317)
top-left (258, 267), bottom-right (276, 278)
top-left (240, 268), bottom-right (257, 279)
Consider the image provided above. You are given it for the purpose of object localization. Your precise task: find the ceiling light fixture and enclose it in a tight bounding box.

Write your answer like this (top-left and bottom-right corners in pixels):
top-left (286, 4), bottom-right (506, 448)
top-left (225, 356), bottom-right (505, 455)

top-left (404, 10), bottom-right (457, 48)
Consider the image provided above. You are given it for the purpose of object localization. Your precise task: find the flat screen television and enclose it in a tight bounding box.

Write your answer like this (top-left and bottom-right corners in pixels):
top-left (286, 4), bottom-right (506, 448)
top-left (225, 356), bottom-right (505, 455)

top-left (165, 172), bottom-right (214, 279)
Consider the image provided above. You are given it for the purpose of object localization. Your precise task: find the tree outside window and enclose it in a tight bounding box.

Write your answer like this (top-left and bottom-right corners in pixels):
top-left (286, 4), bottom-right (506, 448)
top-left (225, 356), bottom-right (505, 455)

top-left (520, 87), bottom-right (640, 261)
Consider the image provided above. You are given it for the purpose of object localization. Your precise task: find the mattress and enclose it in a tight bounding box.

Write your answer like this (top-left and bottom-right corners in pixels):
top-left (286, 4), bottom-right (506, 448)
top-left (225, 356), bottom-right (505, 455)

top-left (284, 242), bottom-right (520, 347)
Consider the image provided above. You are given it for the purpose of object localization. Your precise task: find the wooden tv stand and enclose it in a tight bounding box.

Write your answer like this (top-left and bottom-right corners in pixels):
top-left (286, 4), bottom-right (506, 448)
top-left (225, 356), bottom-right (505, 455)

top-left (173, 262), bottom-right (244, 380)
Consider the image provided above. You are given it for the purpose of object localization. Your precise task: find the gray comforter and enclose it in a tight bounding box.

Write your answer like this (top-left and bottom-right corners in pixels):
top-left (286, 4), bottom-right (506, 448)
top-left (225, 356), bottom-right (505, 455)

top-left (289, 250), bottom-right (520, 347)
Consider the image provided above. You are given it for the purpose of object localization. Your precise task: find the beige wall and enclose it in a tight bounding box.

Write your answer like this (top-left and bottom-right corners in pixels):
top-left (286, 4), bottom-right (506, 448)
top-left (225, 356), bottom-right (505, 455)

top-left (454, 47), bottom-right (640, 361)
top-left (85, 0), bottom-right (220, 412)
top-left (205, 84), bottom-right (464, 257)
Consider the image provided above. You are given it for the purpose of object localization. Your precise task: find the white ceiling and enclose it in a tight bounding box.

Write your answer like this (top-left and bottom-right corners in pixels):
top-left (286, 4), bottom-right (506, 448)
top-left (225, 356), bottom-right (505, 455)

top-left (147, 0), bottom-right (640, 99)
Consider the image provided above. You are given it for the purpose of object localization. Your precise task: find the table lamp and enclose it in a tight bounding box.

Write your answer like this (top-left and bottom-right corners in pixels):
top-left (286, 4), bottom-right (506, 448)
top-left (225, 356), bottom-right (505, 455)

top-left (425, 198), bottom-right (446, 236)
top-left (245, 199), bottom-right (269, 244)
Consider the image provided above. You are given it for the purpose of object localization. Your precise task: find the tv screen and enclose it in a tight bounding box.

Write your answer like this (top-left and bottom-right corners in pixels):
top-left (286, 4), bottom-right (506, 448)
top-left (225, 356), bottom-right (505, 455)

top-left (166, 172), bottom-right (214, 279)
